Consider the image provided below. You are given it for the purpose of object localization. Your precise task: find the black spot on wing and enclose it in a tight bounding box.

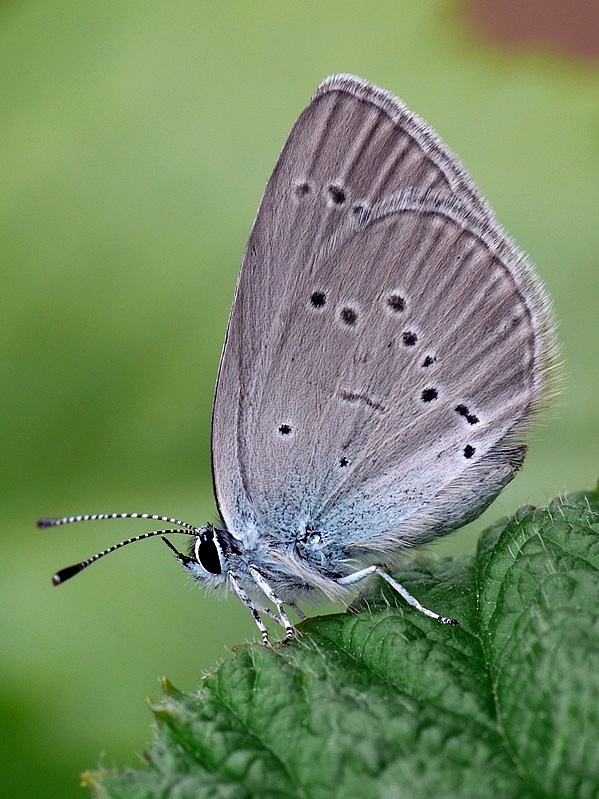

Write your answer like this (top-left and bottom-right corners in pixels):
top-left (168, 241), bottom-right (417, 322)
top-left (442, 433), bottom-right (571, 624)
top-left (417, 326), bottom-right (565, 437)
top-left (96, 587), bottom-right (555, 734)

top-left (310, 291), bottom-right (326, 308)
top-left (340, 307), bottom-right (358, 326)
top-left (421, 388), bottom-right (438, 403)
top-left (455, 404), bottom-right (480, 425)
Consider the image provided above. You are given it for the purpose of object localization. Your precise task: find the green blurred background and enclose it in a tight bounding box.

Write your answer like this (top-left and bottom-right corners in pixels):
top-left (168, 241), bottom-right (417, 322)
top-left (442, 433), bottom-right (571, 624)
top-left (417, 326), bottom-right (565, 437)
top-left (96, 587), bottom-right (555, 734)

top-left (2, 2), bottom-right (598, 796)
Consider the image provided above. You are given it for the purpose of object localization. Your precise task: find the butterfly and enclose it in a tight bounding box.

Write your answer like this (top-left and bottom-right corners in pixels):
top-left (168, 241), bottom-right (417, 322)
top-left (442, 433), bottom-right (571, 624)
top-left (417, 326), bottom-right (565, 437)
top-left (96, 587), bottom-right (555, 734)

top-left (40, 75), bottom-right (557, 642)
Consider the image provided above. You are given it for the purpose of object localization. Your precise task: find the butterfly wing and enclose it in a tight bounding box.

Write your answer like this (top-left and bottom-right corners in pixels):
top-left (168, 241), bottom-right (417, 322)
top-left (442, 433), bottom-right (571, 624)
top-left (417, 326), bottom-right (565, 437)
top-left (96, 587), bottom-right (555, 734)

top-left (211, 75), bottom-right (556, 553)
top-left (305, 193), bottom-right (554, 551)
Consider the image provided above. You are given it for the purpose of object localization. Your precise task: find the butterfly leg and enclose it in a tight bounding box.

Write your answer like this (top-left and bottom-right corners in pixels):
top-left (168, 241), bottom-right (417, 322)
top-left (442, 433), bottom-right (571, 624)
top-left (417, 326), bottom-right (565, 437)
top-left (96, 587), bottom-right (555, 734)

top-left (255, 605), bottom-right (284, 623)
top-left (234, 596), bottom-right (284, 626)
top-left (288, 601), bottom-right (307, 620)
top-left (249, 566), bottom-right (295, 640)
top-left (229, 573), bottom-right (270, 644)
top-left (337, 566), bottom-right (458, 626)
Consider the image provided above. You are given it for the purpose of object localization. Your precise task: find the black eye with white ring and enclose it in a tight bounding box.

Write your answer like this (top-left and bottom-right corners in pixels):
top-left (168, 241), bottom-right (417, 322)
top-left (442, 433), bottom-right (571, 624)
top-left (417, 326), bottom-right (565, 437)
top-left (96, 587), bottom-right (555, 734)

top-left (194, 529), bottom-right (223, 575)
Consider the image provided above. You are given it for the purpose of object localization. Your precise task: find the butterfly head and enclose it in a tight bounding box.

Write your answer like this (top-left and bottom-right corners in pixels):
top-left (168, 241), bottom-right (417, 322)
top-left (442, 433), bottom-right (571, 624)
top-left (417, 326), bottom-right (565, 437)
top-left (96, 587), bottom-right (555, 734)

top-left (176, 525), bottom-right (239, 589)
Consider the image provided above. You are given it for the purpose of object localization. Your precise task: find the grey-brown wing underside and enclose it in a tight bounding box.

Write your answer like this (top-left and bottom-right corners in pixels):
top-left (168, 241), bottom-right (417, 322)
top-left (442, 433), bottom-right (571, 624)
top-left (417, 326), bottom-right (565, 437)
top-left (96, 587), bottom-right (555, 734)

top-left (211, 75), bottom-right (555, 550)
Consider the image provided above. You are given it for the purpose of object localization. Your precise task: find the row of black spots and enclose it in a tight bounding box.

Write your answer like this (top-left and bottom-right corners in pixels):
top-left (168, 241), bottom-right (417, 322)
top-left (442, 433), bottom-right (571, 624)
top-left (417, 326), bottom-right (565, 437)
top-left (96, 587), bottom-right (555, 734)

top-left (293, 178), bottom-right (373, 226)
top-left (455, 404), bottom-right (480, 425)
top-left (310, 289), bottom-right (412, 322)
top-left (385, 293), bottom-right (425, 354)
top-left (417, 390), bottom-right (478, 440)
top-left (292, 179), bottom-right (351, 208)
top-left (308, 291), bottom-right (419, 348)
top-left (309, 291), bottom-right (360, 328)
top-left (385, 293), bottom-right (440, 367)
top-left (293, 180), bottom-right (346, 205)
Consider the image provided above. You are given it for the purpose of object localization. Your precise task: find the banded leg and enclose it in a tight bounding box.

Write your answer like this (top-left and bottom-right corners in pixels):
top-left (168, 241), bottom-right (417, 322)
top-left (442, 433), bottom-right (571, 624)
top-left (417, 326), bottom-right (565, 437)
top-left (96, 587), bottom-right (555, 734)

top-left (229, 573), bottom-right (270, 644)
top-left (249, 566), bottom-right (295, 640)
top-left (337, 566), bottom-right (459, 626)
top-left (289, 601), bottom-right (307, 620)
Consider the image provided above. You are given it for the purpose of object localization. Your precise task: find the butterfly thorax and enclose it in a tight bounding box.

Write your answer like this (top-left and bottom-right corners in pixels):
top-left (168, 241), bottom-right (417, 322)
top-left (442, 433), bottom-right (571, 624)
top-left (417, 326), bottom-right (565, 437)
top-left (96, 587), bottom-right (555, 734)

top-left (184, 523), bottom-right (357, 602)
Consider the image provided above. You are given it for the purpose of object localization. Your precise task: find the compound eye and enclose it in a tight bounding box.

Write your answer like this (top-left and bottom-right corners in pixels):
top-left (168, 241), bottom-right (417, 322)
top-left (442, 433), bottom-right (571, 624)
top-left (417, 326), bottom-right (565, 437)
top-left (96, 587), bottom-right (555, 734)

top-left (194, 530), bottom-right (223, 575)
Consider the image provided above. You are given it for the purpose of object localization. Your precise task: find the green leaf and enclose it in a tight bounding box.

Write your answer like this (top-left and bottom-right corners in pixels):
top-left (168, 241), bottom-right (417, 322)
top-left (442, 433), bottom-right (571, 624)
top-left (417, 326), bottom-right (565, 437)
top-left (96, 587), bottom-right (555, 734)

top-left (84, 488), bottom-right (599, 799)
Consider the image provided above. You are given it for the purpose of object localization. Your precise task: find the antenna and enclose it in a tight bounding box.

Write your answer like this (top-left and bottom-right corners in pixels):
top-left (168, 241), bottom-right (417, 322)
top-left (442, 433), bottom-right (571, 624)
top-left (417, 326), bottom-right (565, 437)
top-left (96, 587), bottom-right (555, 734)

top-left (38, 511), bottom-right (198, 532)
top-left (38, 512), bottom-right (204, 584)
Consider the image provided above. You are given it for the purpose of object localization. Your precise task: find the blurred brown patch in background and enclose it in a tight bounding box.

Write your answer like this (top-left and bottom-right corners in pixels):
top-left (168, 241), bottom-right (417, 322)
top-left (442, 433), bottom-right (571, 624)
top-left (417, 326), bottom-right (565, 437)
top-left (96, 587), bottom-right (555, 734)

top-left (465, 0), bottom-right (599, 59)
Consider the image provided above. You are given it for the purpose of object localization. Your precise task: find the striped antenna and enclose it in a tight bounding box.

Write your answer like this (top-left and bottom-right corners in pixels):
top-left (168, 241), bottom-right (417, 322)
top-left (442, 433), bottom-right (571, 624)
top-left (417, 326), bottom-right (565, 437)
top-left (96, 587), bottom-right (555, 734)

top-left (38, 511), bottom-right (205, 585)
top-left (38, 511), bottom-right (198, 532)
